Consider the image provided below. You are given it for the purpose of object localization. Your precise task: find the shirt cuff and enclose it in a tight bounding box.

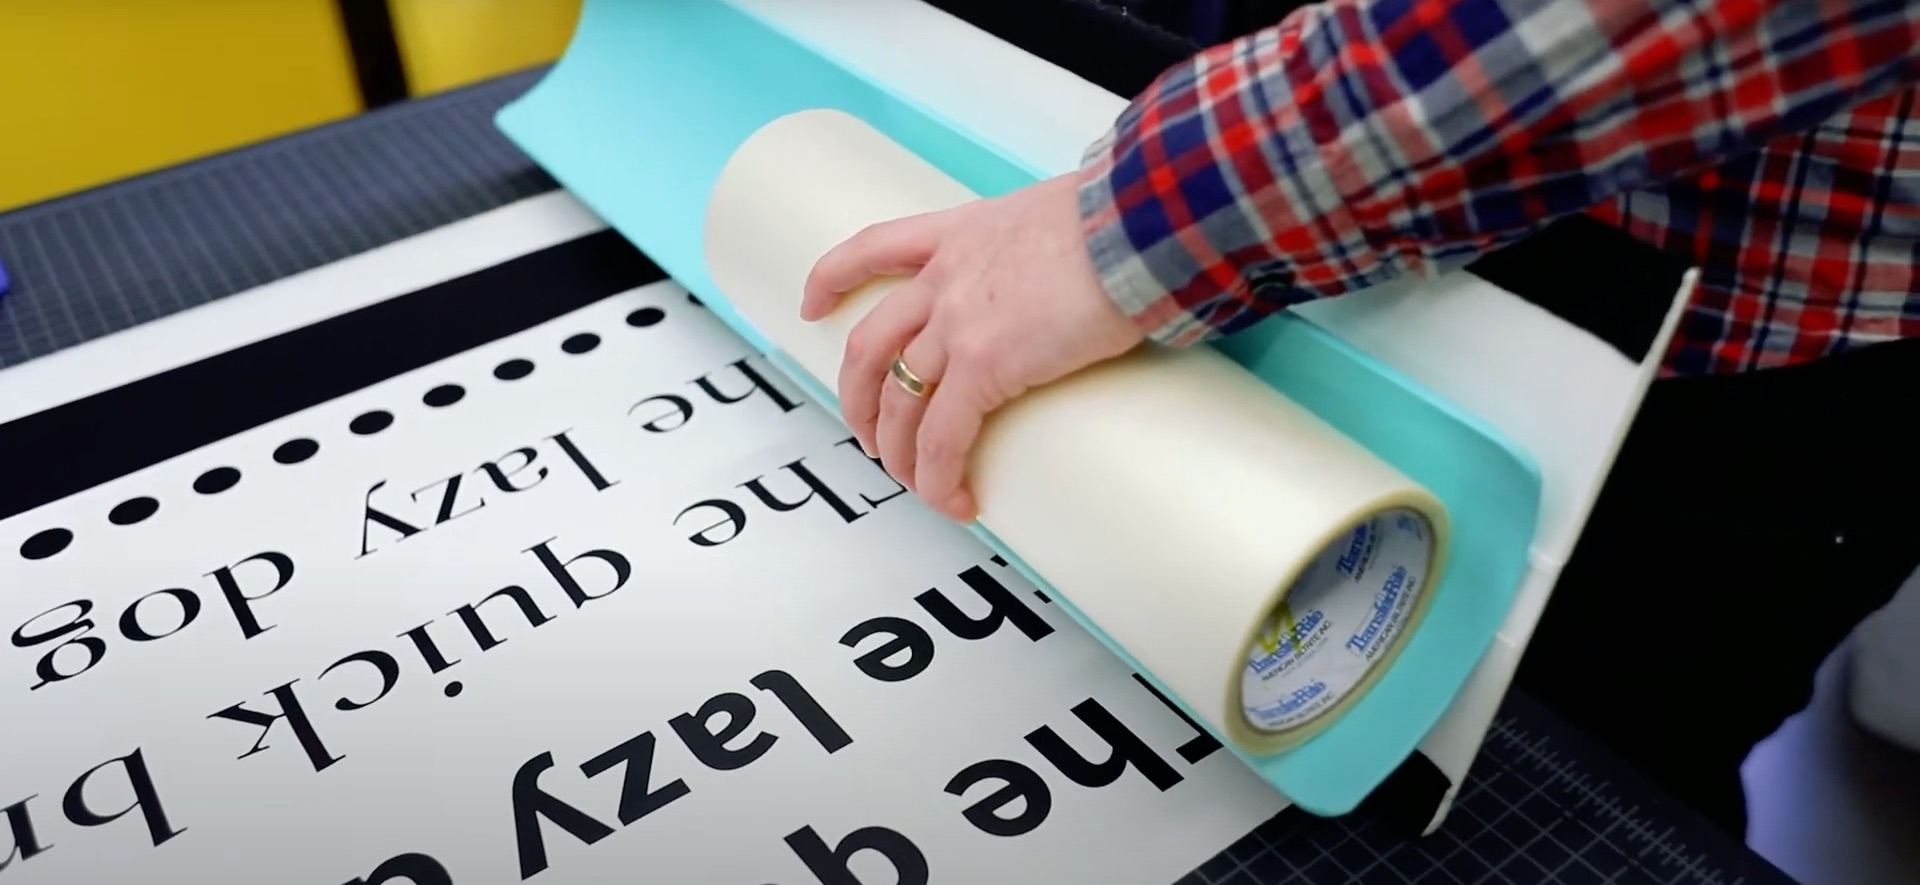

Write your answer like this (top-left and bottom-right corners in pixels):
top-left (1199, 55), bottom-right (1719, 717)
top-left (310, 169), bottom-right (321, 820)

top-left (1077, 128), bottom-right (1225, 349)
top-left (1074, 100), bottom-right (1339, 350)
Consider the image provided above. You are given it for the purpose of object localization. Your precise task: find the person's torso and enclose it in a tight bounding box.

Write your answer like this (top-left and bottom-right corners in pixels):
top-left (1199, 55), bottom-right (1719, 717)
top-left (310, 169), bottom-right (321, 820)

top-left (1588, 88), bottom-right (1920, 377)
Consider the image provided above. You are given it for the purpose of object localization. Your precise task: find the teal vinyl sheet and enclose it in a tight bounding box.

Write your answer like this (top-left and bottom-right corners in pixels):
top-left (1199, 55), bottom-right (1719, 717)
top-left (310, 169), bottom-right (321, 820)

top-left (495, 0), bottom-right (1543, 816)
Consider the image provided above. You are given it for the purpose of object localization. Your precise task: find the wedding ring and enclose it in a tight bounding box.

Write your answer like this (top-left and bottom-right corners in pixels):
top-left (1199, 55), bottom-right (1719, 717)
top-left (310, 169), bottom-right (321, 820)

top-left (889, 354), bottom-right (933, 398)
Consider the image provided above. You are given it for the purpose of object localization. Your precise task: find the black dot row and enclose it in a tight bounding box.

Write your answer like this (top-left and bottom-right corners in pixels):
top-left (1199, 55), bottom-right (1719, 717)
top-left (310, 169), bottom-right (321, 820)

top-left (15, 305), bottom-right (672, 563)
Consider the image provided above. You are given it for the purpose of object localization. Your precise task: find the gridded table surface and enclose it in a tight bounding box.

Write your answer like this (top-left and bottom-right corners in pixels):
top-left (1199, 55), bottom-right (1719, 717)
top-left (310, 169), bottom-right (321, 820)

top-left (0, 69), bottom-right (1796, 885)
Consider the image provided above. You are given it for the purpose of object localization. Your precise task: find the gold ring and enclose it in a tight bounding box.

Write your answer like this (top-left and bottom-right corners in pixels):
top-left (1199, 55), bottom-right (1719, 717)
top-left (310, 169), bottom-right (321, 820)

top-left (889, 354), bottom-right (933, 398)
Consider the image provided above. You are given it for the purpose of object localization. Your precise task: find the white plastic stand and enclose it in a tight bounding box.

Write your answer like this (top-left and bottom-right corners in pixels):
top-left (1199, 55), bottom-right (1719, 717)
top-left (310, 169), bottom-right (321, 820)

top-left (729, 0), bottom-right (1696, 832)
top-left (1850, 564), bottom-right (1920, 755)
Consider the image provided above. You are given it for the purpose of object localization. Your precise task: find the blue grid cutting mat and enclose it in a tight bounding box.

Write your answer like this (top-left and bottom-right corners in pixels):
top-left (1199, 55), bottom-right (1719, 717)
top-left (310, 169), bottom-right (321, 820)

top-left (0, 69), bottom-right (1795, 885)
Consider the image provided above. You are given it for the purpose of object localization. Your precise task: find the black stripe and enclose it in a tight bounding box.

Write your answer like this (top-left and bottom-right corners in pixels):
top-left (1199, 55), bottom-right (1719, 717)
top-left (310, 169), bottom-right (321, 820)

top-left (0, 231), bottom-right (664, 522)
top-left (336, 0), bottom-right (411, 108)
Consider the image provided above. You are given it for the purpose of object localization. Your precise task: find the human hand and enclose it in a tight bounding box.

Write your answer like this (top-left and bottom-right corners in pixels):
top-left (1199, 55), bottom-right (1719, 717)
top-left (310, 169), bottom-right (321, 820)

top-left (799, 173), bottom-right (1145, 523)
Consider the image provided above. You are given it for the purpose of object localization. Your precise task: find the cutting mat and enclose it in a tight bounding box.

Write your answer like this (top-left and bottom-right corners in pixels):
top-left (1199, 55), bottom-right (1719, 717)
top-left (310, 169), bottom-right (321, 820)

top-left (0, 68), bottom-right (1797, 885)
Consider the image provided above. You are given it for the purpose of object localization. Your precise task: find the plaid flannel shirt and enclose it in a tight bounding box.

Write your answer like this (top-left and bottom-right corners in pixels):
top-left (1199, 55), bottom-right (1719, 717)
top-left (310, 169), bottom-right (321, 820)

top-left (1078, 0), bottom-right (1920, 376)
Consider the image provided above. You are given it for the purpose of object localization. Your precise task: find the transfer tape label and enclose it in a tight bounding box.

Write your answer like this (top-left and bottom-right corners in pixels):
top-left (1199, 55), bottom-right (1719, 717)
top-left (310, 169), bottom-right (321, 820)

top-left (1240, 509), bottom-right (1432, 733)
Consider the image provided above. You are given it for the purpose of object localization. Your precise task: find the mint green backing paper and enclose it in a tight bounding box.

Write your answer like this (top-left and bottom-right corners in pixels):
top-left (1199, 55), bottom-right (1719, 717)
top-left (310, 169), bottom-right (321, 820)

top-left (495, 0), bottom-right (1542, 816)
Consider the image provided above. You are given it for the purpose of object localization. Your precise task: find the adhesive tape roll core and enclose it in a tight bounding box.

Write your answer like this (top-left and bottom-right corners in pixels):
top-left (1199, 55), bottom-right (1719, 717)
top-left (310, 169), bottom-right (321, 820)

top-left (703, 109), bottom-right (1451, 756)
top-left (1230, 507), bottom-right (1439, 750)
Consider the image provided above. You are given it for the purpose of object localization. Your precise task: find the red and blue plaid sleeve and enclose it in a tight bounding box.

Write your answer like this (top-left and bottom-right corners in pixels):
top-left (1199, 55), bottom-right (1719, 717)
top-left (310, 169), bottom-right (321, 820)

top-left (1078, 0), bottom-right (1920, 347)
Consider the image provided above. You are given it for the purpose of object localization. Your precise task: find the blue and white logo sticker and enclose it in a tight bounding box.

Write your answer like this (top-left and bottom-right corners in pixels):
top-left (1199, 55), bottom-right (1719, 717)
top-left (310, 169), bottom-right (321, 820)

top-left (1245, 604), bottom-right (1332, 681)
top-left (1333, 521), bottom-right (1376, 579)
top-left (1240, 508), bottom-right (1432, 734)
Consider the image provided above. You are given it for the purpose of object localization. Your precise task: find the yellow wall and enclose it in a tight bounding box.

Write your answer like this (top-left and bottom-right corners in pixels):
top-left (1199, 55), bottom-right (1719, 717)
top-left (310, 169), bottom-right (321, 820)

top-left (0, 0), bottom-right (585, 213)
top-left (0, 0), bottom-right (364, 212)
top-left (390, 0), bottom-right (582, 96)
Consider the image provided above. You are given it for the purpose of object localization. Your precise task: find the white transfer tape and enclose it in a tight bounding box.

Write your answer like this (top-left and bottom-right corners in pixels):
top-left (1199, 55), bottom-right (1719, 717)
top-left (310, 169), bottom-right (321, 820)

top-left (702, 107), bottom-right (1453, 757)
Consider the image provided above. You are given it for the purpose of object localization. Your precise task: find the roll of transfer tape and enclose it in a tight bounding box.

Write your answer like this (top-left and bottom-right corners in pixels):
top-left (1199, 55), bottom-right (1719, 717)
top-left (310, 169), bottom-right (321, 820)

top-left (702, 109), bottom-right (1451, 754)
